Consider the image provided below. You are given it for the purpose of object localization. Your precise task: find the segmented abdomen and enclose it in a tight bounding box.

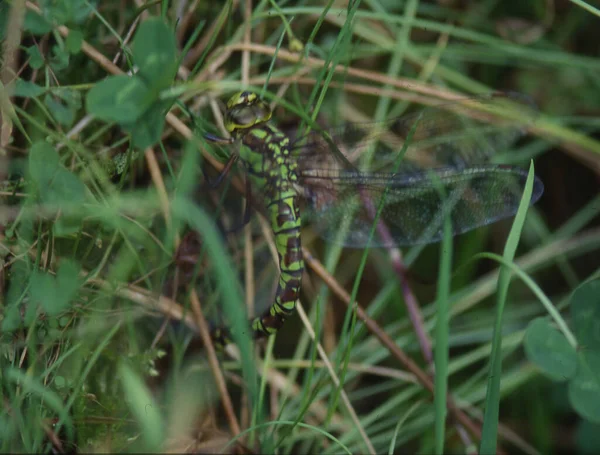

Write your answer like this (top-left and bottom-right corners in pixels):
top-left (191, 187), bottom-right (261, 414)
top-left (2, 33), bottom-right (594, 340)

top-left (211, 125), bottom-right (304, 346)
top-left (251, 194), bottom-right (303, 338)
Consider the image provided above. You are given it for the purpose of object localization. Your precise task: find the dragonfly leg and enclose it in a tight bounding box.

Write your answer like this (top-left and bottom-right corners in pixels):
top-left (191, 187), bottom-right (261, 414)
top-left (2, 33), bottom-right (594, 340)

top-left (241, 175), bottom-right (253, 226)
top-left (202, 132), bottom-right (237, 189)
top-left (201, 153), bottom-right (238, 189)
top-left (223, 174), bottom-right (253, 234)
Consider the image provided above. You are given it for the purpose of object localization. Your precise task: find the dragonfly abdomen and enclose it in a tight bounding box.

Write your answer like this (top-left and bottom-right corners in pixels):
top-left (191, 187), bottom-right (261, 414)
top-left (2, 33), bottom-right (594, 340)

top-left (251, 188), bottom-right (304, 338)
top-left (211, 117), bottom-right (305, 343)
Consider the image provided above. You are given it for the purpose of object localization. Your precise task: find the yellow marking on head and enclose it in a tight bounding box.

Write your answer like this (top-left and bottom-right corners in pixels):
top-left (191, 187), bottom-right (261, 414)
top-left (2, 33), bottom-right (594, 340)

top-left (224, 91), bottom-right (273, 133)
top-left (226, 91), bottom-right (257, 108)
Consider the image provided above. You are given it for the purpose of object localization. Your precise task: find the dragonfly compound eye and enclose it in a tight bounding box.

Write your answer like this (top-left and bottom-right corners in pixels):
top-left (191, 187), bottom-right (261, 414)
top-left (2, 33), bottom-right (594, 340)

top-left (225, 101), bottom-right (273, 132)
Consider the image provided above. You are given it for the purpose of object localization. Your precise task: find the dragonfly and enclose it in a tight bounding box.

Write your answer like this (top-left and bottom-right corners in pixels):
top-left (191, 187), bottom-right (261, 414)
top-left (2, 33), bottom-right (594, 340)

top-left (203, 90), bottom-right (544, 346)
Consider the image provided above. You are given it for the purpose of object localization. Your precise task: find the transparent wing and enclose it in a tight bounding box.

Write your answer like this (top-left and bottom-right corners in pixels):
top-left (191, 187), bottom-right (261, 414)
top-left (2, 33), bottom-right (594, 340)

top-left (300, 165), bottom-right (544, 247)
top-left (292, 92), bottom-right (539, 173)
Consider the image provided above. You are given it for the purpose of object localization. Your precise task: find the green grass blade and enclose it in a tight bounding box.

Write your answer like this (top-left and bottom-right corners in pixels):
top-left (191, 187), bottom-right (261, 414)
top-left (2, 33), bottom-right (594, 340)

top-left (479, 161), bottom-right (537, 454)
top-left (434, 184), bottom-right (453, 454)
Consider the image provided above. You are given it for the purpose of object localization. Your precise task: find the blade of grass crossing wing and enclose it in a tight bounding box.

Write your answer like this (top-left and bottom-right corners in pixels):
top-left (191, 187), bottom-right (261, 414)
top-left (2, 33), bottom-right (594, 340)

top-left (327, 112), bottom-right (422, 428)
top-left (479, 161), bottom-right (537, 454)
top-left (434, 175), bottom-right (453, 454)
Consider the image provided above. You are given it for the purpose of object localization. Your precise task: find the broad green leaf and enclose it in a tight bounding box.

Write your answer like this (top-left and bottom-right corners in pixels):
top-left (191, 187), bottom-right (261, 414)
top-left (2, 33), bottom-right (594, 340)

top-left (53, 216), bottom-right (83, 237)
top-left (66, 29), bottom-right (83, 54)
top-left (29, 260), bottom-right (82, 316)
top-left (15, 80), bottom-right (45, 98)
top-left (54, 376), bottom-right (66, 389)
top-left (25, 45), bottom-right (45, 69)
top-left (41, 0), bottom-right (95, 25)
top-left (125, 102), bottom-right (168, 149)
top-left (30, 271), bottom-right (56, 314)
top-left (56, 259), bottom-right (82, 304)
top-left (28, 142), bottom-right (87, 205)
top-left (86, 75), bottom-right (150, 124)
top-left (53, 87), bottom-right (82, 108)
top-left (24, 10), bottom-right (53, 35)
top-left (576, 420), bottom-right (600, 454)
top-left (572, 280), bottom-right (600, 350)
top-left (44, 88), bottom-right (82, 126)
top-left (1, 261), bottom-right (31, 332)
top-left (47, 168), bottom-right (87, 204)
top-left (44, 94), bottom-right (76, 126)
top-left (524, 318), bottom-right (577, 381)
top-left (49, 44), bottom-right (70, 71)
top-left (569, 352), bottom-right (600, 424)
top-left (132, 18), bottom-right (178, 88)
top-left (28, 142), bottom-right (60, 191)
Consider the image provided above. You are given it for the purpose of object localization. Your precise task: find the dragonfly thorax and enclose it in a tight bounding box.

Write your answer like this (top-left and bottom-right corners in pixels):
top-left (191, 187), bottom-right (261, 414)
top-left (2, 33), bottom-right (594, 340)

top-left (225, 91), bottom-right (273, 135)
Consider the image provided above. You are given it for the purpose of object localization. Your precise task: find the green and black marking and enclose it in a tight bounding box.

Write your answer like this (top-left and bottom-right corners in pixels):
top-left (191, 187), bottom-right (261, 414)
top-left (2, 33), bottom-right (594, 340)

top-left (206, 91), bottom-right (304, 346)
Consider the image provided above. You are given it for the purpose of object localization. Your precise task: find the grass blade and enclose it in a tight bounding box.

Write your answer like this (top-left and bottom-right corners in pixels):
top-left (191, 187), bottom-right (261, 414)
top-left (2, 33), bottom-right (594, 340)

top-left (479, 161), bottom-right (537, 454)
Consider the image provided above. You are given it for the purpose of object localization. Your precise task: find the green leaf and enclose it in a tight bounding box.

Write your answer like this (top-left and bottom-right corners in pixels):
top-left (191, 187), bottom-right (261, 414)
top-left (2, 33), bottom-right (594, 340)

top-left (25, 45), bottom-right (45, 69)
top-left (132, 18), bottom-right (178, 89)
top-left (53, 216), bottom-right (83, 237)
top-left (24, 10), bottom-right (53, 35)
top-left (28, 142), bottom-right (87, 205)
top-left (524, 318), bottom-right (578, 381)
top-left (44, 94), bottom-right (76, 126)
top-left (1, 261), bottom-right (31, 332)
top-left (125, 102), bottom-right (168, 149)
top-left (480, 162), bottom-right (538, 455)
top-left (48, 168), bottom-right (87, 204)
top-left (56, 259), bottom-right (82, 302)
top-left (569, 352), bottom-right (600, 424)
top-left (66, 29), bottom-right (83, 54)
top-left (30, 271), bottom-right (56, 314)
top-left (54, 86), bottom-right (82, 107)
top-left (572, 280), bottom-right (600, 350)
top-left (54, 376), bottom-right (66, 389)
top-left (14, 80), bottom-right (46, 98)
top-left (30, 260), bottom-right (82, 316)
top-left (28, 141), bottom-right (61, 191)
top-left (42, 0), bottom-right (95, 25)
top-left (49, 44), bottom-right (70, 71)
top-left (576, 420), bottom-right (600, 454)
top-left (86, 75), bottom-right (150, 124)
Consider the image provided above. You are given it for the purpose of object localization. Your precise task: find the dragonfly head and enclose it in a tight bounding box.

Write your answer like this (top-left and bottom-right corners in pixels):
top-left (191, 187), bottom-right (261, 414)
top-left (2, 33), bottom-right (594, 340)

top-left (224, 91), bottom-right (272, 134)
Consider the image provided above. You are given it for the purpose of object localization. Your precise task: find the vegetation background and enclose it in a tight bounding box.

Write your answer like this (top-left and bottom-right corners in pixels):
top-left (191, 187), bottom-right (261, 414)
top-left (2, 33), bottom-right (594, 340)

top-left (0, 0), bottom-right (599, 453)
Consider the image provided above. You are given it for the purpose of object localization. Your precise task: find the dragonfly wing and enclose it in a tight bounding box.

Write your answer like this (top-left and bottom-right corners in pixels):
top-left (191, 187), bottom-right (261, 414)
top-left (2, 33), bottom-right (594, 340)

top-left (292, 92), bottom-right (538, 172)
top-left (300, 166), bottom-right (544, 247)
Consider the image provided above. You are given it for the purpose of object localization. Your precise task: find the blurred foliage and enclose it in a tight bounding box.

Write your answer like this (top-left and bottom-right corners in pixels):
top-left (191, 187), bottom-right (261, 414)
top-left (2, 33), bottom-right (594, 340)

top-left (0, 0), bottom-right (599, 453)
